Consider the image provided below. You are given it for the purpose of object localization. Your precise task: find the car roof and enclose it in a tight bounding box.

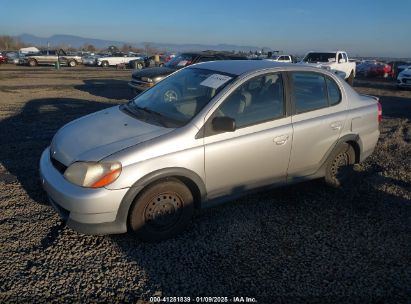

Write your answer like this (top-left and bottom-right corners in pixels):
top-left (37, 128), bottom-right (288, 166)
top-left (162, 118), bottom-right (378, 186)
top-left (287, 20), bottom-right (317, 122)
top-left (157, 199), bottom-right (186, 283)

top-left (189, 60), bottom-right (296, 76)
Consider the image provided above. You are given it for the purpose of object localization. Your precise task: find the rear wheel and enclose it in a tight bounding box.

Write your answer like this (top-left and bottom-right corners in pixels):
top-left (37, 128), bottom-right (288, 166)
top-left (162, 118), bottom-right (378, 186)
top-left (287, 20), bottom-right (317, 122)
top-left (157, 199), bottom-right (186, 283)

top-left (68, 60), bottom-right (76, 67)
top-left (346, 71), bottom-right (354, 86)
top-left (129, 178), bottom-right (194, 242)
top-left (136, 62), bottom-right (143, 70)
top-left (325, 143), bottom-right (355, 187)
top-left (101, 61), bottom-right (109, 67)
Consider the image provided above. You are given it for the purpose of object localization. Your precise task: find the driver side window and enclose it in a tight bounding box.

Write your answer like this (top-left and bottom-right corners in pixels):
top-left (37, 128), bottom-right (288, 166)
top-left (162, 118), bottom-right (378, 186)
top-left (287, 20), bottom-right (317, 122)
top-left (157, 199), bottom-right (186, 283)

top-left (215, 73), bottom-right (285, 129)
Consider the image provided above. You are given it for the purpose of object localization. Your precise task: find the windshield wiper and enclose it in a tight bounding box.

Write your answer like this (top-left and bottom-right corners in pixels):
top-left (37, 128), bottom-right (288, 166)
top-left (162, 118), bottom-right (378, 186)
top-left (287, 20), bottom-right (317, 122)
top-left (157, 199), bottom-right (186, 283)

top-left (136, 106), bottom-right (168, 127)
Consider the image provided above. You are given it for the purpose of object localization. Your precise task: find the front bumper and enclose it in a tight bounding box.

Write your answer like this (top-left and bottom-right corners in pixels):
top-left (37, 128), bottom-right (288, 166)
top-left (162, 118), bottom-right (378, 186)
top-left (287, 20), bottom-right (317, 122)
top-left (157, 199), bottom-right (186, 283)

top-left (397, 76), bottom-right (411, 87)
top-left (39, 147), bottom-right (129, 234)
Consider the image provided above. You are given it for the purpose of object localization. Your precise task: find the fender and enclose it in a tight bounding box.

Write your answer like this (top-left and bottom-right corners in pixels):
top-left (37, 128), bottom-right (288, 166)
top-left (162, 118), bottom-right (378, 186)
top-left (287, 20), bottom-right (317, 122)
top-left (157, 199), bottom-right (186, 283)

top-left (313, 133), bottom-right (361, 179)
top-left (288, 133), bottom-right (361, 183)
top-left (113, 167), bottom-right (207, 231)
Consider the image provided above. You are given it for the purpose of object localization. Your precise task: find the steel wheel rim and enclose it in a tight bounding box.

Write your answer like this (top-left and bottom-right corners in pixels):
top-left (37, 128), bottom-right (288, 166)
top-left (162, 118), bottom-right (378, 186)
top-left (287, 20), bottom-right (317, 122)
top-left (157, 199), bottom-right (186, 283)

top-left (144, 191), bottom-right (184, 231)
top-left (331, 152), bottom-right (349, 181)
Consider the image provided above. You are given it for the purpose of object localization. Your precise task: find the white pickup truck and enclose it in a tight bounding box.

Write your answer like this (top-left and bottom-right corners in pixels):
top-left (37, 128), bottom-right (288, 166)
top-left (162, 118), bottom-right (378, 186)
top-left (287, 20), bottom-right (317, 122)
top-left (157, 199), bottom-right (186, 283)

top-left (97, 53), bottom-right (145, 67)
top-left (299, 51), bottom-right (356, 85)
top-left (264, 54), bottom-right (294, 63)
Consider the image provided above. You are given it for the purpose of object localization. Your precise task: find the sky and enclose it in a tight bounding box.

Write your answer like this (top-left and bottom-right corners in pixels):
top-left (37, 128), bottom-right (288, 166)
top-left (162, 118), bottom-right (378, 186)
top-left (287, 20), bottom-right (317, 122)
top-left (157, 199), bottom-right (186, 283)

top-left (1, 0), bottom-right (411, 57)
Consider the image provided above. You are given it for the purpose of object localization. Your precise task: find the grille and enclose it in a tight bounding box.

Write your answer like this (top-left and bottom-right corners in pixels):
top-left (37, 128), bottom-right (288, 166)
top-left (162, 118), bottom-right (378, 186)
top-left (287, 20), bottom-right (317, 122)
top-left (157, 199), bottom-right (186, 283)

top-left (51, 157), bottom-right (67, 174)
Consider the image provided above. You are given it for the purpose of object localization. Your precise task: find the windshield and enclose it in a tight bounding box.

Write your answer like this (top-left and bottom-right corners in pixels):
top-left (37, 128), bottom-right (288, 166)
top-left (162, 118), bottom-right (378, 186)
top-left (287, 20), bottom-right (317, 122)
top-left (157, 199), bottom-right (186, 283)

top-left (303, 52), bottom-right (336, 63)
top-left (165, 54), bottom-right (195, 68)
top-left (128, 68), bottom-right (236, 127)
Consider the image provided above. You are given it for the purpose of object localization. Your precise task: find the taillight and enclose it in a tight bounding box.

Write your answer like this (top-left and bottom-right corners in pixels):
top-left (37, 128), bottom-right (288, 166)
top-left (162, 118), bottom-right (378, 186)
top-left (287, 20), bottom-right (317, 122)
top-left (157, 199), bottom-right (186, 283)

top-left (377, 102), bottom-right (382, 123)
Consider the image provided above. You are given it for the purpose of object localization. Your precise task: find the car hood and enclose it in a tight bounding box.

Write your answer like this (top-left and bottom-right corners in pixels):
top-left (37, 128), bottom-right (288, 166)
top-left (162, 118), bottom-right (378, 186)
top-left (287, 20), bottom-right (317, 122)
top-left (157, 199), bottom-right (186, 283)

top-left (399, 69), bottom-right (411, 77)
top-left (50, 105), bottom-right (173, 166)
top-left (132, 66), bottom-right (177, 79)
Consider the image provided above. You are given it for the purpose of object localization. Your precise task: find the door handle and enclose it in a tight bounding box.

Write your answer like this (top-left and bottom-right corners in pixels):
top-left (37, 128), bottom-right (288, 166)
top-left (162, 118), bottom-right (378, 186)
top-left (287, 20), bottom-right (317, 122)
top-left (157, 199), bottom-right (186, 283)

top-left (330, 121), bottom-right (342, 130)
top-left (273, 135), bottom-right (289, 145)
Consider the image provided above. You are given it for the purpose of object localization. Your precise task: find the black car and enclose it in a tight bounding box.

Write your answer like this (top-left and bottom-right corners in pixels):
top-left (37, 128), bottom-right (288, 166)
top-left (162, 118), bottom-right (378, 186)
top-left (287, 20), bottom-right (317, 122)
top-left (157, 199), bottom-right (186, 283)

top-left (128, 51), bottom-right (247, 93)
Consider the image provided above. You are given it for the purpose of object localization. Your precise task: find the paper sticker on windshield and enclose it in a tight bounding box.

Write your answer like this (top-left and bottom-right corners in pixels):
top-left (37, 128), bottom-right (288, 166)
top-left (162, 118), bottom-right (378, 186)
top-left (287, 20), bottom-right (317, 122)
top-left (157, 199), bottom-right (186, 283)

top-left (200, 74), bottom-right (232, 89)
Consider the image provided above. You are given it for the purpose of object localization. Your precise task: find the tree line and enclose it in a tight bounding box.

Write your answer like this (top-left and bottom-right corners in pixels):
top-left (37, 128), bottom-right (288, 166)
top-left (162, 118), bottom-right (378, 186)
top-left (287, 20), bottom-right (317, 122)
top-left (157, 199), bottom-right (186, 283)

top-left (0, 36), bottom-right (162, 55)
top-left (0, 36), bottom-right (27, 50)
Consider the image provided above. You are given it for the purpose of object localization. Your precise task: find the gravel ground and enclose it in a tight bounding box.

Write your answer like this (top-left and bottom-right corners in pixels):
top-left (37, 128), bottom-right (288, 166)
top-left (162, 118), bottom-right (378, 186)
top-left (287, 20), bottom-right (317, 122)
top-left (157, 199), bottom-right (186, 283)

top-left (0, 65), bottom-right (410, 303)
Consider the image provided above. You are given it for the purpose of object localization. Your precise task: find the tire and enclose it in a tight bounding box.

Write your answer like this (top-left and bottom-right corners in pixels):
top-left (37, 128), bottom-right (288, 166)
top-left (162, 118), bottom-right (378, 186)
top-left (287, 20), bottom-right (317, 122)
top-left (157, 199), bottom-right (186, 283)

top-left (325, 143), bottom-right (355, 188)
top-left (68, 60), bottom-right (76, 67)
top-left (101, 61), bottom-right (109, 67)
top-left (129, 178), bottom-right (194, 242)
top-left (136, 62), bottom-right (143, 70)
top-left (346, 71), bottom-right (354, 86)
top-left (28, 59), bottom-right (37, 67)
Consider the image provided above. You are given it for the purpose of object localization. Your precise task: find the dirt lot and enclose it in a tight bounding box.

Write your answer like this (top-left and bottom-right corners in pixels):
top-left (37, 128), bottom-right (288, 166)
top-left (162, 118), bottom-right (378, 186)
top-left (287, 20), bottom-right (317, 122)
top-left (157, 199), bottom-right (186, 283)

top-left (0, 65), bottom-right (410, 303)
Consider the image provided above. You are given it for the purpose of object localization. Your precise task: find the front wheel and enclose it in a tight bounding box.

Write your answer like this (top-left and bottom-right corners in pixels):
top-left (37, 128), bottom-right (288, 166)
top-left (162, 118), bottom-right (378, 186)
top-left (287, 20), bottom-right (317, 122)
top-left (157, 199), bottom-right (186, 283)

top-left (68, 60), bottom-right (76, 67)
top-left (101, 61), bottom-right (109, 67)
top-left (129, 178), bottom-right (194, 242)
top-left (28, 59), bottom-right (37, 67)
top-left (325, 143), bottom-right (355, 188)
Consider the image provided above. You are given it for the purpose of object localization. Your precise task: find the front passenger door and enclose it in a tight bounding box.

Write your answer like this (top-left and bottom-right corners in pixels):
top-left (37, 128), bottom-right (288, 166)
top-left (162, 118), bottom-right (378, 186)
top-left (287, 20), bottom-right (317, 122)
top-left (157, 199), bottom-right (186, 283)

top-left (203, 72), bottom-right (293, 199)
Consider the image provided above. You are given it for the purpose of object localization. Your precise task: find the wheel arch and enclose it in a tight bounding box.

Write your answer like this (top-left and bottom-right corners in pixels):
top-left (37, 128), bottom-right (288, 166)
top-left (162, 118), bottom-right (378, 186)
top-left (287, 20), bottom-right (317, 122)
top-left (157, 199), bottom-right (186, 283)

top-left (330, 134), bottom-right (362, 165)
top-left (28, 58), bottom-right (37, 66)
top-left (309, 133), bottom-right (362, 180)
top-left (114, 167), bottom-right (206, 231)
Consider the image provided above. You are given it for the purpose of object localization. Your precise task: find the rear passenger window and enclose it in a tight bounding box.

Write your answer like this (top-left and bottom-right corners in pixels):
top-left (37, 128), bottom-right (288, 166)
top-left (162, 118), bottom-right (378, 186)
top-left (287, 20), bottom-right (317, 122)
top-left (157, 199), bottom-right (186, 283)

top-left (291, 72), bottom-right (328, 113)
top-left (326, 77), bottom-right (341, 105)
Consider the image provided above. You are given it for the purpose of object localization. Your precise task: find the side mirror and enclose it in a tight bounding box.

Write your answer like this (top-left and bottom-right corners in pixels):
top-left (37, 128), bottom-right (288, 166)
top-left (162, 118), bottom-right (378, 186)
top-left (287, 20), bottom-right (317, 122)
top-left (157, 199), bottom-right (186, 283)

top-left (212, 116), bottom-right (236, 132)
top-left (338, 58), bottom-right (347, 63)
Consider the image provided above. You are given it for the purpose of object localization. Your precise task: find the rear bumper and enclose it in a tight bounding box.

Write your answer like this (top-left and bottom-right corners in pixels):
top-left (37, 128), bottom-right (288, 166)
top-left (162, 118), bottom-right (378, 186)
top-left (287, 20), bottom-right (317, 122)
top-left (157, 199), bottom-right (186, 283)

top-left (39, 147), bottom-right (129, 234)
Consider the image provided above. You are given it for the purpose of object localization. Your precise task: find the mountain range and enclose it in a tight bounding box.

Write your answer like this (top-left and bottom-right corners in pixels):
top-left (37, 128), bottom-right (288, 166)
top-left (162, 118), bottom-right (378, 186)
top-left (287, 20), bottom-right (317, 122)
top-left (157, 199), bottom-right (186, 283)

top-left (17, 34), bottom-right (268, 53)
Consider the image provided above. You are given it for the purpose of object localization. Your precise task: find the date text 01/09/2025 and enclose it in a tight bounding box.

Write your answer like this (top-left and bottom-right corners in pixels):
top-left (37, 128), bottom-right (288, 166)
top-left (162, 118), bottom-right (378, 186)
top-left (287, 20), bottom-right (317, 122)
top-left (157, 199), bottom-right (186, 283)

top-left (149, 296), bottom-right (258, 302)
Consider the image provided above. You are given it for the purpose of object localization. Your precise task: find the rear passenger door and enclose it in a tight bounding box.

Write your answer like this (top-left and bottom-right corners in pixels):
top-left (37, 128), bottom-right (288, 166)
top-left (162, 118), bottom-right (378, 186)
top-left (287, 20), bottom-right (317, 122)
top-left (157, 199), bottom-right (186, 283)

top-left (287, 71), bottom-right (347, 179)
top-left (203, 72), bottom-right (293, 199)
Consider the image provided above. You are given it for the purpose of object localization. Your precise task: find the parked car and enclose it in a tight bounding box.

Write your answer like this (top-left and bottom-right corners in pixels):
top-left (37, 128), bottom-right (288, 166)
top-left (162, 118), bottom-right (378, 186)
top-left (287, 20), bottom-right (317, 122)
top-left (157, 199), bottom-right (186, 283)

top-left (128, 51), bottom-right (247, 93)
top-left (96, 53), bottom-right (145, 67)
top-left (0, 52), bottom-right (6, 64)
top-left (396, 63), bottom-right (411, 77)
top-left (397, 66), bottom-right (411, 89)
top-left (387, 61), bottom-right (409, 78)
top-left (129, 55), bottom-right (168, 70)
top-left (4, 51), bottom-right (19, 63)
top-left (357, 61), bottom-right (392, 78)
top-left (264, 54), bottom-right (294, 63)
top-left (21, 49), bottom-right (83, 67)
top-left (40, 60), bottom-right (381, 241)
top-left (82, 55), bottom-right (101, 66)
top-left (298, 51), bottom-right (356, 85)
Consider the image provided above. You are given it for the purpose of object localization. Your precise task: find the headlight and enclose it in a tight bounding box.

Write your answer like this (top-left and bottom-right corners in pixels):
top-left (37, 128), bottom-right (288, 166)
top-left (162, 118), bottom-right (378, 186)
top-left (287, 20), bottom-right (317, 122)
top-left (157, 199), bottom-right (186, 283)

top-left (141, 77), bottom-right (153, 83)
top-left (63, 161), bottom-right (122, 188)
